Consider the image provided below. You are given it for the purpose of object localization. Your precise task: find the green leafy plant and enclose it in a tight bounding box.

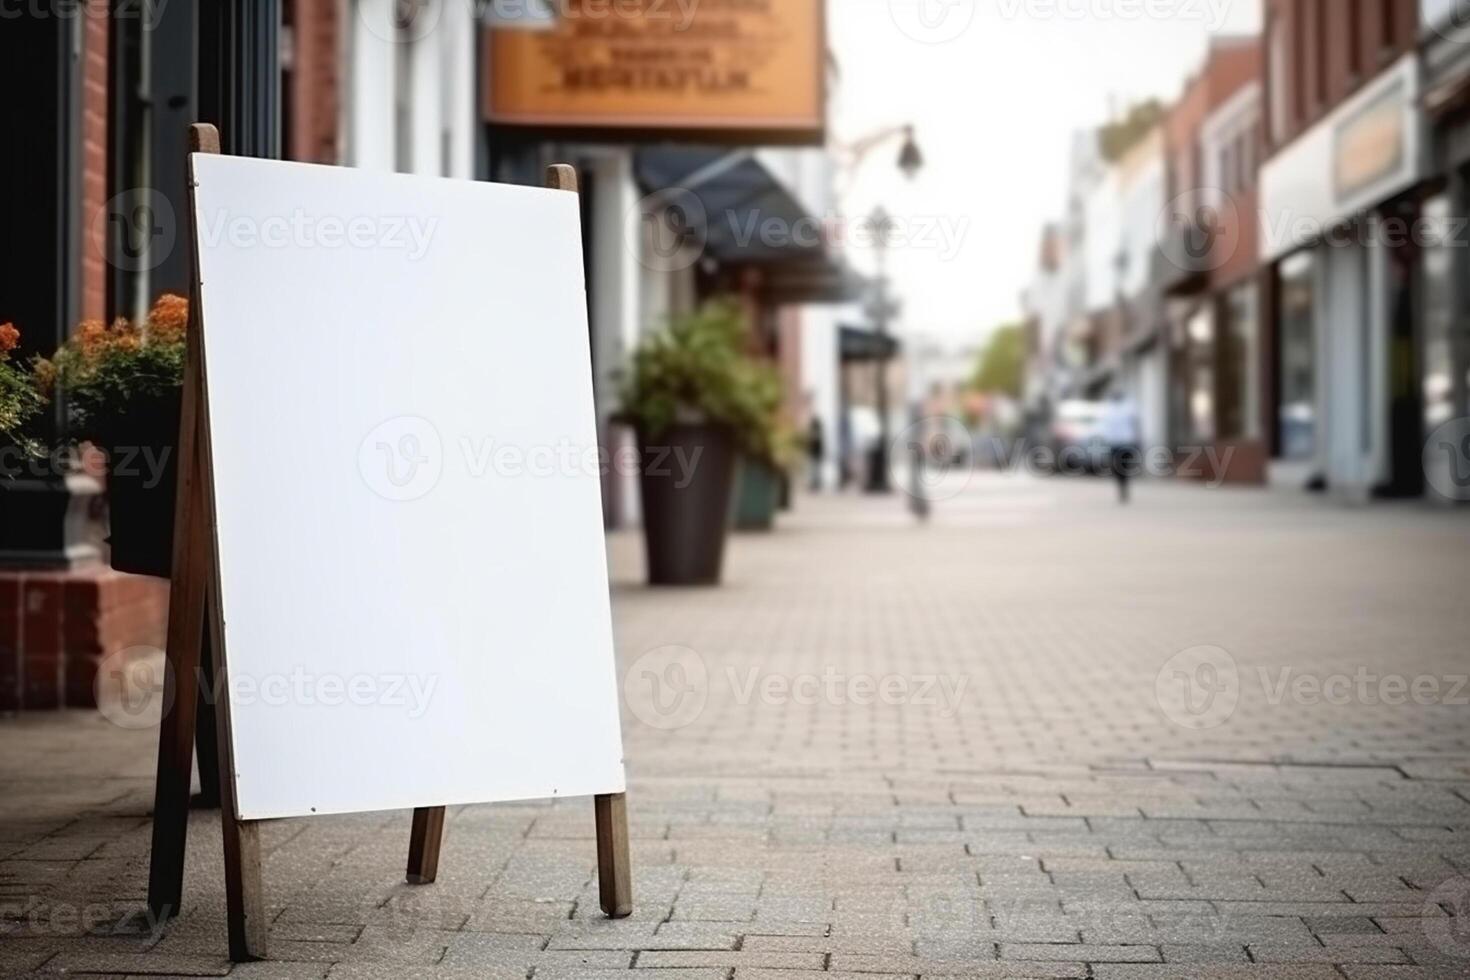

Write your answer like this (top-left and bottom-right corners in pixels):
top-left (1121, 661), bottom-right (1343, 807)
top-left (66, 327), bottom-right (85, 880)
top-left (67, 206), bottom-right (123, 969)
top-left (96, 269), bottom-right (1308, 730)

top-left (33, 293), bottom-right (188, 450)
top-left (620, 298), bottom-right (791, 464)
top-left (0, 323), bottom-right (44, 457)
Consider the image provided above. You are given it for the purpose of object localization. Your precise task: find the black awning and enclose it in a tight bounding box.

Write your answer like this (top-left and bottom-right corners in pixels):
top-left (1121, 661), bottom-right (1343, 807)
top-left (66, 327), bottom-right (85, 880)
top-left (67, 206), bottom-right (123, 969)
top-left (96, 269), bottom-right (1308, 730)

top-left (635, 147), bottom-right (828, 266)
top-left (839, 325), bottom-right (900, 363)
top-left (760, 254), bottom-right (870, 305)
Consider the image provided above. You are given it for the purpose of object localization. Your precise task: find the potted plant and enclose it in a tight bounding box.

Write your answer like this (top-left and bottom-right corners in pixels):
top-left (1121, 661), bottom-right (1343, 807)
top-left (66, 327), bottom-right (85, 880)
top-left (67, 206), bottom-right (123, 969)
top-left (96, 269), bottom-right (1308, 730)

top-left (34, 294), bottom-right (188, 578)
top-left (620, 299), bottom-right (784, 585)
top-left (0, 322), bottom-right (43, 460)
top-left (734, 423), bottom-right (797, 532)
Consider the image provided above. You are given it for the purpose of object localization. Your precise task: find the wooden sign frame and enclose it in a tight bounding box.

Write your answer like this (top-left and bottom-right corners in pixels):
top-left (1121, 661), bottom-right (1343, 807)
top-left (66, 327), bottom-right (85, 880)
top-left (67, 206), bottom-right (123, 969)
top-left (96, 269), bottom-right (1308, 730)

top-left (144, 124), bottom-right (632, 962)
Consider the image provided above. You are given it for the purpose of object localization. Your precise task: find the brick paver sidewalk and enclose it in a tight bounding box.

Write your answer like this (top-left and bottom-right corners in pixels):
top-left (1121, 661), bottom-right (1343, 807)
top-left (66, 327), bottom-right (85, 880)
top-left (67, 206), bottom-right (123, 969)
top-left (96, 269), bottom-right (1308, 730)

top-left (3, 475), bottom-right (1470, 979)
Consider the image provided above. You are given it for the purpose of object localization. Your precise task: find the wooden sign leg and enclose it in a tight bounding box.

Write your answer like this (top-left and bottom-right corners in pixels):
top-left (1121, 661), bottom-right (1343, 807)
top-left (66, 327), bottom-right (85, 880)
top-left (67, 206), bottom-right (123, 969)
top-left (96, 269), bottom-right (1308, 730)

top-left (193, 639), bottom-right (222, 809)
top-left (146, 122), bottom-right (221, 921)
top-left (542, 165), bottom-right (633, 922)
top-left (145, 498), bottom-right (207, 923)
top-left (594, 793), bottom-right (632, 918)
top-left (406, 806), bottom-right (446, 884)
top-left (203, 532), bottom-right (266, 961)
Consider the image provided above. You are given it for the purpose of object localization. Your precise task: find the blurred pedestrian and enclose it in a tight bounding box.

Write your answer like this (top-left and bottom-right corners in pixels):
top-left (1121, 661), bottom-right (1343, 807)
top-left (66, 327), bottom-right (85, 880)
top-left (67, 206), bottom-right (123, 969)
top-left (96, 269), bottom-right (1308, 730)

top-left (1100, 391), bottom-right (1141, 504)
top-left (807, 414), bottom-right (826, 492)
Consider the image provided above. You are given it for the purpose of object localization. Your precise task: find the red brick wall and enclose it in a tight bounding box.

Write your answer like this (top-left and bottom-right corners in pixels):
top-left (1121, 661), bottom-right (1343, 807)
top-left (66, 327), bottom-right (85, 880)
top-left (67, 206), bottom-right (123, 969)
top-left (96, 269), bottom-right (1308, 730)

top-left (0, 570), bottom-right (168, 711)
top-left (1265, 0), bottom-right (1419, 155)
top-left (80, 0), bottom-right (109, 322)
top-left (288, 0), bottom-right (342, 164)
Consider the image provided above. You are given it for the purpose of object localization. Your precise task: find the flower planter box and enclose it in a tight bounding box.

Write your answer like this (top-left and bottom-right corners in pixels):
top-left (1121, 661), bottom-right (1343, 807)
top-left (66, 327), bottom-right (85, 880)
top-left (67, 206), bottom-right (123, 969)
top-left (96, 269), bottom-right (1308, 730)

top-left (638, 424), bottom-right (739, 586)
top-left (104, 393), bottom-right (181, 579)
top-left (734, 457), bottom-right (781, 532)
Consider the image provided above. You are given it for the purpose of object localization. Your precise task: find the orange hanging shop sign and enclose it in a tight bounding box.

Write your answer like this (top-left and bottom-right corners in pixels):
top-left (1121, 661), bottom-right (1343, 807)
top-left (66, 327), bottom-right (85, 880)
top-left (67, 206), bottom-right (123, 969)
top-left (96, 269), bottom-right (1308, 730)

top-left (484, 0), bottom-right (826, 144)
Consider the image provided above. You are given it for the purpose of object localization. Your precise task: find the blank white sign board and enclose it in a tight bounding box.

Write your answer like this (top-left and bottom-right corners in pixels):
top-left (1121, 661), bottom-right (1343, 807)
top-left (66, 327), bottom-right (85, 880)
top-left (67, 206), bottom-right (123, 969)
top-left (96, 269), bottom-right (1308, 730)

top-left (190, 156), bottom-right (625, 821)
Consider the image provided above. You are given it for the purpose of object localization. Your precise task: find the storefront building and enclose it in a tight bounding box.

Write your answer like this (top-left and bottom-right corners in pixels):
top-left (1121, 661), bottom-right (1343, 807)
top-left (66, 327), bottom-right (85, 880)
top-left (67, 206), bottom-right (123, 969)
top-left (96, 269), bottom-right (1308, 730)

top-left (1160, 37), bottom-right (1265, 484)
top-left (1258, 0), bottom-right (1424, 500)
top-left (1421, 1), bottom-right (1470, 504)
top-left (0, 1), bottom-right (338, 709)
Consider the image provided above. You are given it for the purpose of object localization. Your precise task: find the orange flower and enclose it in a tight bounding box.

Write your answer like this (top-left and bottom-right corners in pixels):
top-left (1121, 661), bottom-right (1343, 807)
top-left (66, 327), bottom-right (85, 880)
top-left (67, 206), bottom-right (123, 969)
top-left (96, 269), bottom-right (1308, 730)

top-left (76, 319), bottom-right (107, 350)
top-left (147, 293), bottom-right (188, 335)
top-left (32, 358), bottom-right (56, 396)
top-left (0, 323), bottom-right (18, 354)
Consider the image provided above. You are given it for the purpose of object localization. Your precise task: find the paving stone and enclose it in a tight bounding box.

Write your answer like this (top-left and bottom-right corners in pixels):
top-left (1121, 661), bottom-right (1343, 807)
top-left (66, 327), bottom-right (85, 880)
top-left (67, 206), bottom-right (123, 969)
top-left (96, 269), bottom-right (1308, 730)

top-left (4, 483), bottom-right (1470, 978)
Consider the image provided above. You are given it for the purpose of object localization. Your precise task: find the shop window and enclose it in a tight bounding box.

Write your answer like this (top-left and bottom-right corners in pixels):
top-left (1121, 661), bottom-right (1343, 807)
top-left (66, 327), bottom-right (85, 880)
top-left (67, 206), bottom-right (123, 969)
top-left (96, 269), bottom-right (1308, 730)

top-left (1346, 0), bottom-right (1362, 79)
top-left (1223, 282), bottom-right (1261, 441)
top-left (1268, 13), bottom-right (1289, 145)
top-left (1314, 0), bottom-right (1329, 107)
top-left (1422, 196), bottom-right (1456, 432)
top-left (1188, 306), bottom-right (1216, 444)
top-left (1278, 251), bottom-right (1317, 460)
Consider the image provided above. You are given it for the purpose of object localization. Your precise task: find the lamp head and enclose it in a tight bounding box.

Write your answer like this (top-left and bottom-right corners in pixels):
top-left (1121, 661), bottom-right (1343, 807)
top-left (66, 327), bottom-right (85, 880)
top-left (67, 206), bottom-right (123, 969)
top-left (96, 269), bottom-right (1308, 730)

top-left (898, 127), bottom-right (924, 181)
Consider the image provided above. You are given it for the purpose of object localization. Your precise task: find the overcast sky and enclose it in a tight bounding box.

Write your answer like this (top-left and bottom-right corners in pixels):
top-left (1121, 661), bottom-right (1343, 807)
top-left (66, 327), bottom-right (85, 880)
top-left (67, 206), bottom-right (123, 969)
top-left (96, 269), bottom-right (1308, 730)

top-left (828, 0), bottom-right (1263, 347)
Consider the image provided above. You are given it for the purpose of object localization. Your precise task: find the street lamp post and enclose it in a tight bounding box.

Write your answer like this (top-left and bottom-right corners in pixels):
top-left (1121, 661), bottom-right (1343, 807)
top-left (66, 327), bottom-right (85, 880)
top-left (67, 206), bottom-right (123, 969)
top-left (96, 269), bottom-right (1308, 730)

top-left (866, 208), bottom-right (897, 493)
top-left (834, 126), bottom-right (924, 495)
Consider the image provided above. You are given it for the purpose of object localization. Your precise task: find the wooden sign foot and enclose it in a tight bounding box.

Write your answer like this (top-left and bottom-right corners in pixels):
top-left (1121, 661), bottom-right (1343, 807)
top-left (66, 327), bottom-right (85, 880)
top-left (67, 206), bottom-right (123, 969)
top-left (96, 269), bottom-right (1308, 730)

top-left (406, 806), bottom-right (446, 884)
top-left (594, 793), bottom-right (632, 918)
top-left (223, 817), bottom-right (266, 960)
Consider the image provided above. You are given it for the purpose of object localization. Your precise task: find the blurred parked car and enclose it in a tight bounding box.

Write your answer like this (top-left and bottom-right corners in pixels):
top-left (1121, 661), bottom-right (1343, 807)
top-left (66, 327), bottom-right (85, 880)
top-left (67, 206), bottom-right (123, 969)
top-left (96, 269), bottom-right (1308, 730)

top-left (1048, 400), bottom-right (1110, 474)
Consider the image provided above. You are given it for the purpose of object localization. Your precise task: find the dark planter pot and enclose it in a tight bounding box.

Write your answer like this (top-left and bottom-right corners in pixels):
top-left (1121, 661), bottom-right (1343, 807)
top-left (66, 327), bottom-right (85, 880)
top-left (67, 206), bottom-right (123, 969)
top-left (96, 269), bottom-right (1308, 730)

top-left (734, 457), bottom-right (781, 532)
top-left (104, 393), bottom-right (182, 579)
top-left (638, 424), bottom-right (739, 586)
